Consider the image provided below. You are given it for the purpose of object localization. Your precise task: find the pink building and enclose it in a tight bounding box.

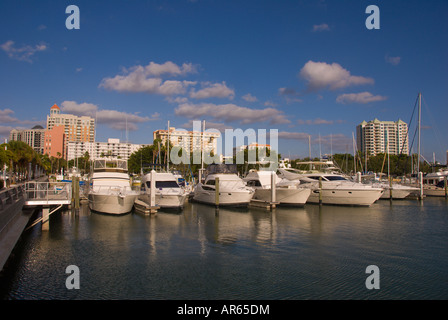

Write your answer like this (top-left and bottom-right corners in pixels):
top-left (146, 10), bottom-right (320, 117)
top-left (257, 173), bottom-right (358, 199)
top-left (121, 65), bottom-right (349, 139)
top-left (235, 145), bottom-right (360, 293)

top-left (44, 125), bottom-right (65, 159)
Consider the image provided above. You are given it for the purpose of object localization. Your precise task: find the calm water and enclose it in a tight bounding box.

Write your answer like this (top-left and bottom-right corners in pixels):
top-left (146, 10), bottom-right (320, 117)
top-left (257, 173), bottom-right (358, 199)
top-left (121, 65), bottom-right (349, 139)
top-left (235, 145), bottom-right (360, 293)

top-left (1, 197), bottom-right (447, 300)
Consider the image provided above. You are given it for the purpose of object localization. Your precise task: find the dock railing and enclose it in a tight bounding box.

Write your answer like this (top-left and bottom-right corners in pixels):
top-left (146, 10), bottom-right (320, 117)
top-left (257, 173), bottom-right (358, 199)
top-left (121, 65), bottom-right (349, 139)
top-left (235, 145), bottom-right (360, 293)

top-left (24, 181), bottom-right (72, 206)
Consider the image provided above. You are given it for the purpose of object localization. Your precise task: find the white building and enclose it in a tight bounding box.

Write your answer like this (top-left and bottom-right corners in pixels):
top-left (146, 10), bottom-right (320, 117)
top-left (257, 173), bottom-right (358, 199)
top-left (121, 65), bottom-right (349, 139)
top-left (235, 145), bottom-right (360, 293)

top-left (153, 127), bottom-right (220, 155)
top-left (357, 119), bottom-right (409, 156)
top-left (67, 138), bottom-right (147, 161)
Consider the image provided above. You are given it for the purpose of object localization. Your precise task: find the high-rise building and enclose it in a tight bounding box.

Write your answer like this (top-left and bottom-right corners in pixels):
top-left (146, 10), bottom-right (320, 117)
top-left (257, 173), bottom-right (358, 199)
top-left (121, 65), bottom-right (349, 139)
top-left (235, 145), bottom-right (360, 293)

top-left (153, 127), bottom-right (220, 155)
top-left (357, 119), bottom-right (409, 156)
top-left (9, 125), bottom-right (46, 154)
top-left (46, 104), bottom-right (95, 159)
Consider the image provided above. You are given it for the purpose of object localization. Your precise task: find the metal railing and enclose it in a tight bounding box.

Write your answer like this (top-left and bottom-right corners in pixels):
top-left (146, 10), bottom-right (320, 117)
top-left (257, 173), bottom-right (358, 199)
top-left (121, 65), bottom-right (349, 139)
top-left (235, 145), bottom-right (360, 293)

top-left (24, 182), bottom-right (72, 205)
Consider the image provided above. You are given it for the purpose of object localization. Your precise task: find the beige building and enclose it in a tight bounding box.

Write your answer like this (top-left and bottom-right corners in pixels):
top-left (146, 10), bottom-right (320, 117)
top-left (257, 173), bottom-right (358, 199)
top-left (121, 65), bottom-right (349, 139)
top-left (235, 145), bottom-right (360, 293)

top-left (9, 125), bottom-right (46, 154)
top-left (153, 127), bottom-right (220, 155)
top-left (357, 119), bottom-right (409, 156)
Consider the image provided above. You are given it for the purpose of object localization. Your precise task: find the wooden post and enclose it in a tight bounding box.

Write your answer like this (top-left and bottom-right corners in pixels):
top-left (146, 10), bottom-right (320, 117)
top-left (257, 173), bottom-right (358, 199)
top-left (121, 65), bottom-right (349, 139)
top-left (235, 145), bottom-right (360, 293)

top-left (418, 172), bottom-right (423, 200)
top-left (74, 176), bottom-right (79, 210)
top-left (389, 176), bottom-right (393, 200)
top-left (150, 170), bottom-right (156, 207)
top-left (215, 177), bottom-right (219, 207)
top-left (271, 171), bottom-right (276, 209)
top-left (444, 176), bottom-right (447, 198)
top-left (42, 207), bottom-right (50, 231)
top-left (319, 176), bottom-right (323, 205)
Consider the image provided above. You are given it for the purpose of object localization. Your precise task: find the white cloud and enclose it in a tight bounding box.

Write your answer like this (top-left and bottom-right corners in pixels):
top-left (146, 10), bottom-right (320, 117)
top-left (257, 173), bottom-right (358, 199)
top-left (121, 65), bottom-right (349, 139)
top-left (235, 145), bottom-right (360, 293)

top-left (1, 40), bottom-right (47, 63)
top-left (385, 55), bottom-right (401, 66)
top-left (0, 108), bottom-right (44, 127)
top-left (277, 132), bottom-right (310, 140)
top-left (242, 93), bottom-right (258, 102)
top-left (175, 102), bottom-right (290, 125)
top-left (313, 23), bottom-right (330, 32)
top-left (60, 101), bottom-right (155, 131)
top-left (297, 118), bottom-right (345, 125)
top-left (99, 61), bottom-right (197, 96)
top-left (190, 81), bottom-right (235, 99)
top-left (336, 92), bottom-right (387, 104)
top-left (299, 60), bottom-right (374, 91)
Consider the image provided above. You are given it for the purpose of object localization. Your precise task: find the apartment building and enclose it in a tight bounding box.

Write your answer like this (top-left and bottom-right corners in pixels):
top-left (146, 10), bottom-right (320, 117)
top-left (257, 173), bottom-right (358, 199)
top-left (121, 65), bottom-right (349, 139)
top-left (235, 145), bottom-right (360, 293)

top-left (9, 125), bottom-right (46, 154)
top-left (357, 119), bottom-right (409, 156)
top-left (67, 138), bottom-right (147, 161)
top-left (153, 127), bottom-right (220, 155)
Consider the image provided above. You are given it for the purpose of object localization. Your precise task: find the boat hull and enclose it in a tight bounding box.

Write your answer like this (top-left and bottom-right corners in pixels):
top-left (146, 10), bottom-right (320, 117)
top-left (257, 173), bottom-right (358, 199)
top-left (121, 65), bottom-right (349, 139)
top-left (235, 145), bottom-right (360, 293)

top-left (139, 193), bottom-right (187, 209)
top-left (307, 187), bottom-right (383, 206)
top-left (192, 188), bottom-right (254, 207)
top-left (424, 186), bottom-right (447, 197)
top-left (88, 193), bottom-right (138, 214)
top-left (252, 188), bottom-right (311, 206)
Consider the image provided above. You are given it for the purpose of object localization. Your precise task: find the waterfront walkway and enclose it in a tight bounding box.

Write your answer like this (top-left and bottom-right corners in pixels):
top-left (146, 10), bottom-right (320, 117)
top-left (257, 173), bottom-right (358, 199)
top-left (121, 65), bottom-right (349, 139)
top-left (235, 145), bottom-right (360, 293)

top-left (0, 177), bottom-right (72, 271)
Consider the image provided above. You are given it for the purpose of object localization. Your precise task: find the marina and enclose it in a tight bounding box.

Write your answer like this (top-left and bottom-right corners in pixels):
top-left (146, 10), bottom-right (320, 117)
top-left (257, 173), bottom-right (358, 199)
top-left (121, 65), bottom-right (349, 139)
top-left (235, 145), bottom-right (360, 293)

top-left (0, 190), bottom-right (447, 300)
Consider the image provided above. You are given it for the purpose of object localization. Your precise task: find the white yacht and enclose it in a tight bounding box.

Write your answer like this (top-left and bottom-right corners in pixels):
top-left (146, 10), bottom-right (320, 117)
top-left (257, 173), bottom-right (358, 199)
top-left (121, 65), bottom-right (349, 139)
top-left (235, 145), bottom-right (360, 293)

top-left (376, 182), bottom-right (420, 199)
top-left (277, 168), bottom-right (383, 206)
top-left (88, 159), bottom-right (139, 214)
top-left (423, 169), bottom-right (448, 196)
top-left (192, 164), bottom-right (254, 207)
top-left (139, 171), bottom-right (187, 209)
top-left (243, 170), bottom-right (310, 206)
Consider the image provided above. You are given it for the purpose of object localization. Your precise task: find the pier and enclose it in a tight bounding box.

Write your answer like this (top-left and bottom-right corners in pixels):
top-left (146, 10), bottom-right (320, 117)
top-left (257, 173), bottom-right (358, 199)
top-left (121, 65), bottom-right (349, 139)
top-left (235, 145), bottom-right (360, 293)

top-left (0, 180), bottom-right (72, 271)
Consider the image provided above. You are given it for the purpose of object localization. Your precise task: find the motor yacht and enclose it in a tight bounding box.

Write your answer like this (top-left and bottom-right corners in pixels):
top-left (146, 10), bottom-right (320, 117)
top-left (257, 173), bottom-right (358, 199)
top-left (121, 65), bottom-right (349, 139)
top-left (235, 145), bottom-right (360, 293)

top-left (88, 159), bottom-right (139, 214)
top-left (277, 168), bottom-right (383, 206)
top-left (139, 170), bottom-right (187, 209)
top-left (243, 170), bottom-right (310, 206)
top-left (192, 164), bottom-right (254, 207)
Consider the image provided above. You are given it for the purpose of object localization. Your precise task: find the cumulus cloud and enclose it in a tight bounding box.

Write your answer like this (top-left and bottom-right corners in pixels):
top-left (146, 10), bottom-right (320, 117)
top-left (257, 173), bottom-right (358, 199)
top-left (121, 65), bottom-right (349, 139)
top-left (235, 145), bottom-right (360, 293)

top-left (336, 92), bottom-right (387, 104)
top-left (242, 93), bottom-right (258, 102)
top-left (174, 102), bottom-right (290, 125)
top-left (1, 40), bottom-right (47, 63)
top-left (99, 61), bottom-right (197, 96)
top-left (313, 23), bottom-right (330, 32)
top-left (385, 55), bottom-right (401, 66)
top-left (0, 108), bottom-right (44, 127)
top-left (299, 60), bottom-right (374, 92)
top-left (297, 118), bottom-right (345, 125)
top-left (60, 101), bottom-right (155, 131)
top-left (190, 81), bottom-right (235, 99)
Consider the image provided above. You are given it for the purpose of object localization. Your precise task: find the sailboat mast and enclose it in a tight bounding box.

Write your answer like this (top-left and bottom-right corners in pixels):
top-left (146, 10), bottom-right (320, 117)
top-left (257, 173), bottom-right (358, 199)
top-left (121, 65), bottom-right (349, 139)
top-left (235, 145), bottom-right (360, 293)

top-left (167, 120), bottom-right (170, 172)
top-left (417, 92), bottom-right (422, 174)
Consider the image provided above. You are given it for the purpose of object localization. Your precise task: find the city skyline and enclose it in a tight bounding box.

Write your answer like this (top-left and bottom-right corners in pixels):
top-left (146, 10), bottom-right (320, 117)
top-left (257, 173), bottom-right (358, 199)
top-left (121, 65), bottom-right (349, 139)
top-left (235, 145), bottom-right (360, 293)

top-left (1, 0), bottom-right (447, 162)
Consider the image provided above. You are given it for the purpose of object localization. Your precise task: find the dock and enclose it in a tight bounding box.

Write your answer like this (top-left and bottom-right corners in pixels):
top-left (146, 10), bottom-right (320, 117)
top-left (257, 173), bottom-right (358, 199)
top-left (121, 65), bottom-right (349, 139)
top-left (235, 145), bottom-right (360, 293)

top-left (0, 180), bottom-right (72, 271)
top-left (134, 198), bottom-right (159, 215)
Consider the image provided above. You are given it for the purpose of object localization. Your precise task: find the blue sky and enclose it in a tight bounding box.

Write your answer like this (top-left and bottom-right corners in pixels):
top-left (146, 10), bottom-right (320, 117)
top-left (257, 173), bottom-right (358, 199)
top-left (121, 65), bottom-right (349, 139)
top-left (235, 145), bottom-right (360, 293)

top-left (1, 0), bottom-right (447, 162)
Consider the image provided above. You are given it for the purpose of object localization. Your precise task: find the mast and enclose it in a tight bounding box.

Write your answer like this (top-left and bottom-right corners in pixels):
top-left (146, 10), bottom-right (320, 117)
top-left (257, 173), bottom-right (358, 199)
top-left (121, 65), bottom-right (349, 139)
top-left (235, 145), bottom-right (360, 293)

top-left (417, 92), bottom-right (422, 174)
top-left (167, 120), bottom-right (170, 172)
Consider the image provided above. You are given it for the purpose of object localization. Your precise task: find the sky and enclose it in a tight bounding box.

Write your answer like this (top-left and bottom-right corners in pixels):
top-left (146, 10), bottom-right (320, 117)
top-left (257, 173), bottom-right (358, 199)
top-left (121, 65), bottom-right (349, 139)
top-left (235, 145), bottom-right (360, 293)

top-left (1, 0), bottom-right (447, 163)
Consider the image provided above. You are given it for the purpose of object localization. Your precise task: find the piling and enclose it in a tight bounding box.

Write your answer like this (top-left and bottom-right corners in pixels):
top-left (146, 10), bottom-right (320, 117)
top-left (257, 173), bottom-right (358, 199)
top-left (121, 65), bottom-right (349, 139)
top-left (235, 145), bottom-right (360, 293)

top-left (270, 171), bottom-right (276, 209)
top-left (215, 177), bottom-right (219, 207)
top-left (418, 172), bottom-right (424, 200)
top-left (445, 176), bottom-right (447, 198)
top-left (319, 177), bottom-right (323, 205)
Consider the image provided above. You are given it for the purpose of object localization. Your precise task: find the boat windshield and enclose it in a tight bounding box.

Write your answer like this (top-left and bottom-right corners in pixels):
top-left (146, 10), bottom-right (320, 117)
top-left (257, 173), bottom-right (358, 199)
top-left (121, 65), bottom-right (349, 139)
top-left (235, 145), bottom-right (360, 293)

top-left (325, 176), bottom-right (348, 181)
top-left (146, 181), bottom-right (180, 188)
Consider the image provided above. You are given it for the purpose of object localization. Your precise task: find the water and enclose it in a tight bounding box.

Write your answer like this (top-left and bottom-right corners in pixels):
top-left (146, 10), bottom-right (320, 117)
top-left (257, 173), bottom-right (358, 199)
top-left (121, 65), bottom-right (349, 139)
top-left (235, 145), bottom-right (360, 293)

top-left (1, 198), bottom-right (447, 300)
